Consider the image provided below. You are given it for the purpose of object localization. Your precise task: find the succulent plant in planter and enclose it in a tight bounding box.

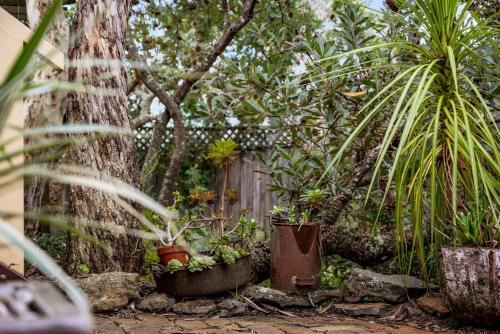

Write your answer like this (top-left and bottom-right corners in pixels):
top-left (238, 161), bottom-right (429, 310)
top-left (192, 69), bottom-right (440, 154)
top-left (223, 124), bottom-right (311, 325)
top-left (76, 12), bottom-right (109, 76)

top-left (151, 139), bottom-right (260, 296)
top-left (187, 255), bottom-right (215, 272)
top-left (166, 259), bottom-right (184, 273)
top-left (149, 194), bottom-right (192, 266)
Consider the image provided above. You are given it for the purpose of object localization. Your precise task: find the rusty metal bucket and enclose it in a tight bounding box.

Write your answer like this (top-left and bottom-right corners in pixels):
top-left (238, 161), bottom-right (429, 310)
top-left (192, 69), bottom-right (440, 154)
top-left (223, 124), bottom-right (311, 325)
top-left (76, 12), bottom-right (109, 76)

top-left (270, 223), bottom-right (321, 291)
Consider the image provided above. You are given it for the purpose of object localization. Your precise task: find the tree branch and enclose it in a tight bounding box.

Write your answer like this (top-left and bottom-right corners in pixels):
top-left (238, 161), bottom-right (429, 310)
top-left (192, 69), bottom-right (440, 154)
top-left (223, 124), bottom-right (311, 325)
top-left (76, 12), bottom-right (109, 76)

top-left (128, 40), bottom-right (178, 194)
top-left (221, 0), bottom-right (231, 30)
top-left (173, 0), bottom-right (257, 103)
top-left (131, 113), bottom-right (159, 129)
top-left (128, 0), bottom-right (257, 203)
top-left (127, 73), bottom-right (141, 95)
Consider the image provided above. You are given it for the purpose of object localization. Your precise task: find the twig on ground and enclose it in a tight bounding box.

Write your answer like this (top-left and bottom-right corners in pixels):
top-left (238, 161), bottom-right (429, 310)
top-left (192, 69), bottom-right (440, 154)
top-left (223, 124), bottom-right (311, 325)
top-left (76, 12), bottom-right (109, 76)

top-left (262, 304), bottom-right (297, 317)
top-left (318, 300), bottom-right (335, 314)
top-left (307, 292), bottom-right (315, 308)
top-left (241, 295), bottom-right (268, 314)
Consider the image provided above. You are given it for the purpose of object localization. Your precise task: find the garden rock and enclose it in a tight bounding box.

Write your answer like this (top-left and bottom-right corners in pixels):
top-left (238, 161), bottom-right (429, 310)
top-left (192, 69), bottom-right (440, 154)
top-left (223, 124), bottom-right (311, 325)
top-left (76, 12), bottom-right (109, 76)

top-left (347, 269), bottom-right (431, 303)
top-left (217, 299), bottom-right (247, 317)
top-left (309, 289), bottom-right (343, 304)
top-left (241, 285), bottom-right (339, 308)
top-left (136, 293), bottom-right (175, 312)
top-left (138, 279), bottom-right (157, 297)
top-left (249, 241), bottom-right (270, 283)
top-left (332, 303), bottom-right (392, 317)
top-left (78, 272), bottom-right (140, 312)
top-left (172, 300), bottom-right (217, 315)
top-left (242, 285), bottom-right (310, 307)
top-left (416, 296), bottom-right (450, 318)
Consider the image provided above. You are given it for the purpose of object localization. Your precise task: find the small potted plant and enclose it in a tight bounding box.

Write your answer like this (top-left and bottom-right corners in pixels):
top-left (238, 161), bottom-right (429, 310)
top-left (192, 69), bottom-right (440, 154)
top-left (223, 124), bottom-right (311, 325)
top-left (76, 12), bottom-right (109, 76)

top-left (155, 192), bottom-right (191, 266)
top-left (269, 189), bottom-right (326, 291)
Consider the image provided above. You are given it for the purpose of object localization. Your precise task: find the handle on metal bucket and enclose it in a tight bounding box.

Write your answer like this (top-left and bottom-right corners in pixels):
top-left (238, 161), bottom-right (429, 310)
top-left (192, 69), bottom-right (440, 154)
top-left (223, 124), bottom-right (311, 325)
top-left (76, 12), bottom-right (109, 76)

top-left (291, 275), bottom-right (315, 287)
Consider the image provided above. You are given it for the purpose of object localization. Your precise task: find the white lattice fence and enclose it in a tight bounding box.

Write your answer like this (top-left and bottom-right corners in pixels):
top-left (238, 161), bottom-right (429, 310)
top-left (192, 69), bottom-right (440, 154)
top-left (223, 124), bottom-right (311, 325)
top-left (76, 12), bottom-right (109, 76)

top-left (134, 125), bottom-right (290, 154)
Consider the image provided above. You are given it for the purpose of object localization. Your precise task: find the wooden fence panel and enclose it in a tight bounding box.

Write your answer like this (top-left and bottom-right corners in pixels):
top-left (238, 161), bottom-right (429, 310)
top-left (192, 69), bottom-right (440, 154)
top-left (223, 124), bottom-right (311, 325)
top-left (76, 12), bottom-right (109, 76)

top-left (135, 126), bottom-right (292, 235)
top-left (214, 150), bottom-right (287, 235)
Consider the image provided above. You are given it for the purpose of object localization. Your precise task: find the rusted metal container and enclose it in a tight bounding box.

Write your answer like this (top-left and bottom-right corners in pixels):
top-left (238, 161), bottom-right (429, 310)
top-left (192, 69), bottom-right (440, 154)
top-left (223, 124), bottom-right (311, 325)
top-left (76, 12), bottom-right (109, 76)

top-left (152, 255), bottom-right (251, 297)
top-left (270, 223), bottom-right (321, 291)
top-left (441, 247), bottom-right (500, 327)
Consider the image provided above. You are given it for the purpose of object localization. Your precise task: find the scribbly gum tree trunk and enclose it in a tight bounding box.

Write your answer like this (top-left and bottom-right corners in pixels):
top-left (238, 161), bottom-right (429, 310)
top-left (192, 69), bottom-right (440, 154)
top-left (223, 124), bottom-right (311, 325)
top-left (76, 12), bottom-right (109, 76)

top-left (65, 0), bottom-right (144, 274)
top-left (24, 0), bottom-right (68, 237)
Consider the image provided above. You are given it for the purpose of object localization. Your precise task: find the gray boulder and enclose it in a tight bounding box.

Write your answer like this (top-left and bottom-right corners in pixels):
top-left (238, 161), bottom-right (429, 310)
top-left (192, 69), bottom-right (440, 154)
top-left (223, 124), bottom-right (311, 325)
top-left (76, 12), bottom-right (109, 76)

top-left (332, 302), bottom-right (392, 317)
top-left (136, 293), bottom-right (175, 312)
top-left (217, 299), bottom-right (247, 317)
top-left (78, 272), bottom-right (140, 312)
top-left (347, 269), bottom-right (431, 303)
top-left (241, 285), bottom-right (341, 308)
top-left (241, 285), bottom-right (310, 307)
top-left (172, 300), bottom-right (217, 315)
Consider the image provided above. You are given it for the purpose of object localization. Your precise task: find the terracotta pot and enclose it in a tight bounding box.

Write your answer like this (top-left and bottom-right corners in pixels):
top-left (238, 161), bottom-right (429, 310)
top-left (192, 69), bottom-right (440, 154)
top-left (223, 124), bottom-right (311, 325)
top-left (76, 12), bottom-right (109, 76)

top-left (440, 247), bottom-right (500, 327)
top-left (270, 222), bottom-right (321, 292)
top-left (157, 245), bottom-right (190, 266)
top-left (152, 255), bottom-right (251, 297)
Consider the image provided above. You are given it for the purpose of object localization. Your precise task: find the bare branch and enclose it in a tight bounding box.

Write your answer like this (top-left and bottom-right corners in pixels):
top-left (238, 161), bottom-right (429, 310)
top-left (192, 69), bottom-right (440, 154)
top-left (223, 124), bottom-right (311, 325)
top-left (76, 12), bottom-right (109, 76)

top-left (127, 73), bottom-right (141, 95)
top-left (127, 40), bottom-right (175, 119)
top-left (127, 41), bottom-right (180, 194)
top-left (131, 113), bottom-right (159, 129)
top-left (130, 93), bottom-right (155, 128)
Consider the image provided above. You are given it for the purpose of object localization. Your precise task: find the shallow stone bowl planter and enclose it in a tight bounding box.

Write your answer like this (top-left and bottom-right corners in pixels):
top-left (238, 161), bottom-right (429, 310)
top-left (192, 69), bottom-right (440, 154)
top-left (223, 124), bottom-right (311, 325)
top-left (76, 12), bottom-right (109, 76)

top-left (440, 247), bottom-right (500, 327)
top-left (152, 255), bottom-right (251, 297)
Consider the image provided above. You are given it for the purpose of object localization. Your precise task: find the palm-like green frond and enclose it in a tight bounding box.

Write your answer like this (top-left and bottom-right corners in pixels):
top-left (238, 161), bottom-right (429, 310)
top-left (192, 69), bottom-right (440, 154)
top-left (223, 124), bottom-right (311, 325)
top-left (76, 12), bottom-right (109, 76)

top-left (318, 0), bottom-right (500, 278)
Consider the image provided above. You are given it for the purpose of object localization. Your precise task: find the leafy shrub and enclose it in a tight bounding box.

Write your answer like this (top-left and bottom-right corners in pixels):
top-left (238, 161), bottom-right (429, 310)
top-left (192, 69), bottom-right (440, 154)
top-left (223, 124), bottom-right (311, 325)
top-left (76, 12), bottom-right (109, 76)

top-left (32, 233), bottom-right (66, 263)
top-left (320, 255), bottom-right (361, 291)
top-left (455, 208), bottom-right (499, 248)
top-left (143, 239), bottom-right (160, 280)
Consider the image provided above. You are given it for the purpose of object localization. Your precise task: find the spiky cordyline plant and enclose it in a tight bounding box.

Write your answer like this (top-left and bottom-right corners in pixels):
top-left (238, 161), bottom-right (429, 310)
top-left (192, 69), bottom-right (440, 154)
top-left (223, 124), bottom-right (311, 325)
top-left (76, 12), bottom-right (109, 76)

top-left (319, 0), bottom-right (499, 279)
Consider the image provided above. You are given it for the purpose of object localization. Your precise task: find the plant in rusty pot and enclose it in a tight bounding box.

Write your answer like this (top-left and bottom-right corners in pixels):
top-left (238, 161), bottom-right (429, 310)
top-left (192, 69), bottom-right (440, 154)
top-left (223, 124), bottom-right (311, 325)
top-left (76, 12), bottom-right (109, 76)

top-left (151, 139), bottom-right (260, 296)
top-left (152, 212), bottom-right (258, 297)
top-left (154, 192), bottom-right (191, 267)
top-left (269, 188), bottom-right (326, 292)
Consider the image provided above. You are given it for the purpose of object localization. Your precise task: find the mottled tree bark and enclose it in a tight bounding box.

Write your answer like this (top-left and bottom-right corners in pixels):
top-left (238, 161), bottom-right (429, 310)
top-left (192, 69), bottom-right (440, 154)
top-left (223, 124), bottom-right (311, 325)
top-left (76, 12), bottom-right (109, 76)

top-left (64, 0), bottom-right (144, 274)
top-left (441, 247), bottom-right (500, 326)
top-left (24, 0), bottom-right (68, 237)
